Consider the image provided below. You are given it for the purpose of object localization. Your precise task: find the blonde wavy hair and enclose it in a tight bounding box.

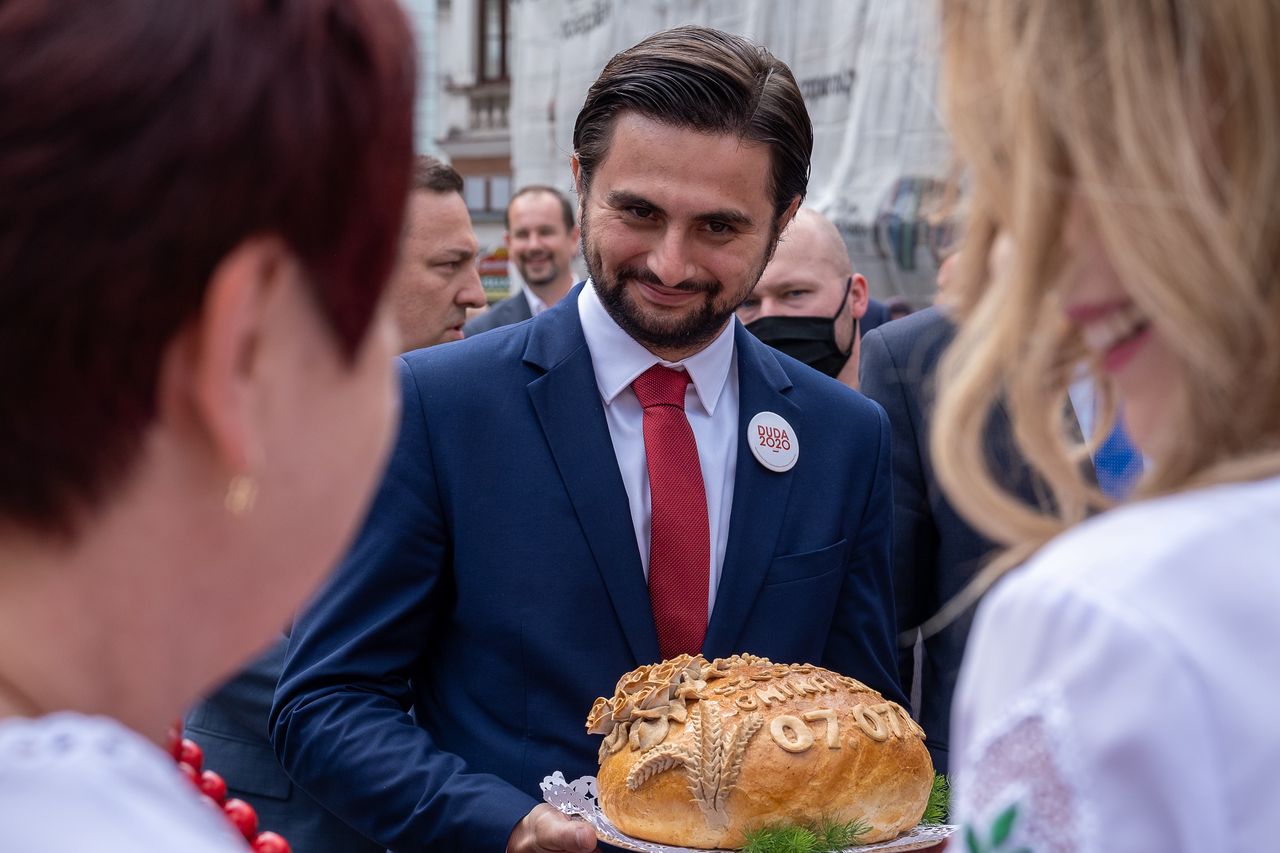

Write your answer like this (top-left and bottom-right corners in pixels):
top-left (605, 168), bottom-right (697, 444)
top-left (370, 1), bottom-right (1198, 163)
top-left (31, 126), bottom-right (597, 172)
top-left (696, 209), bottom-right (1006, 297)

top-left (932, 0), bottom-right (1280, 584)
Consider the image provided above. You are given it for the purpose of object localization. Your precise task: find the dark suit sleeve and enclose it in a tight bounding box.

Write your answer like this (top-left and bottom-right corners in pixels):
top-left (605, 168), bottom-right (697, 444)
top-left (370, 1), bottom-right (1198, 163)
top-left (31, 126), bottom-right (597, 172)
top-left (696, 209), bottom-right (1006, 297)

top-left (270, 358), bottom-right (536, 852)
top-left (859, 329), bottom-right (938, 710)
top-left (823, 398), bottom-right (909, 709)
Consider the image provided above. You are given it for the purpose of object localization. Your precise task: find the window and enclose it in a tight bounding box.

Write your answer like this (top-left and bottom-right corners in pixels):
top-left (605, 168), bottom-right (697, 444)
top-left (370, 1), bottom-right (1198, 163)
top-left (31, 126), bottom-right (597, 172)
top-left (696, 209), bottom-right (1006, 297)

top-left (489, 175), bottom-right (512, 211)
top-left (462, 175), bottom-right (512, 214)
top-left (478, 0), bottom-right (509, 82)
top-left (463, 176), bottom-right (488, 212)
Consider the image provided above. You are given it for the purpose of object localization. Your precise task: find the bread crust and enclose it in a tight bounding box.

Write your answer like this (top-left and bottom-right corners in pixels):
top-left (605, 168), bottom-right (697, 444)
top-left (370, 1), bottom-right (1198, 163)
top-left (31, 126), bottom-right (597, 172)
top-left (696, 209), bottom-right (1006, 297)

top-left (586, 654), bottom-right (933, 849)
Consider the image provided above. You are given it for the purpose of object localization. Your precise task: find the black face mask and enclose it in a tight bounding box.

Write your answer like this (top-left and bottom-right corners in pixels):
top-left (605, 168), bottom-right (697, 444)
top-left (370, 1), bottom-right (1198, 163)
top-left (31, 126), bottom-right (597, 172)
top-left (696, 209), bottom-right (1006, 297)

top-left (745, 278), bottom-right (854, 378)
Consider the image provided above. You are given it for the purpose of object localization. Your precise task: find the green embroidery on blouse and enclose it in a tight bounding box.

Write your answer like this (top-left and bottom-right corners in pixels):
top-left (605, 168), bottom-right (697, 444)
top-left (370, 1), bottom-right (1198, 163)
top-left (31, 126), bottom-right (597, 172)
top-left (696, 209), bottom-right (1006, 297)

top-left (964, 802), bottom-right (1032, 853)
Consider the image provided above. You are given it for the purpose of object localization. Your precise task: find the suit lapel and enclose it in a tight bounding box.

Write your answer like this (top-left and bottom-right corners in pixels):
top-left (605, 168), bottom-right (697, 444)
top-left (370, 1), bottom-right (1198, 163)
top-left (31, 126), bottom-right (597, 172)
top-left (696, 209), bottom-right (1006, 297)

top-left (702, 327), bottom-right (800, 659)
top-left (524, 290), bottom-right (660, 666)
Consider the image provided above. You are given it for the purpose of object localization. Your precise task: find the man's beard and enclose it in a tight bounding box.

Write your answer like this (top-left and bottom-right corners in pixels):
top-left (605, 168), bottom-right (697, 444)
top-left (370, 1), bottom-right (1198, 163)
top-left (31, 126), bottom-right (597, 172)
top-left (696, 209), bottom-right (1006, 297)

top-left (581, 212), bottom-right (776, 354)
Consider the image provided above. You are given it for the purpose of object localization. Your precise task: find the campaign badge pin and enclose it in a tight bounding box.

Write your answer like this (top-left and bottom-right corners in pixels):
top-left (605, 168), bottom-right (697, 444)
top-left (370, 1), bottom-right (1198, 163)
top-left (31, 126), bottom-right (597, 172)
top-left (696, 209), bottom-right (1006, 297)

top-left (748, 411), bottom-right (798, 472)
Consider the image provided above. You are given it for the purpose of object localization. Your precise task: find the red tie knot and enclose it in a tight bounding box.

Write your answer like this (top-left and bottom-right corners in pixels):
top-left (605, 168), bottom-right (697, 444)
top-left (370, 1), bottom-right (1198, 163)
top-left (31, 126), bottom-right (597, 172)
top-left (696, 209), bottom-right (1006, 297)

top-left (632, 364), bottom-right (691, 410)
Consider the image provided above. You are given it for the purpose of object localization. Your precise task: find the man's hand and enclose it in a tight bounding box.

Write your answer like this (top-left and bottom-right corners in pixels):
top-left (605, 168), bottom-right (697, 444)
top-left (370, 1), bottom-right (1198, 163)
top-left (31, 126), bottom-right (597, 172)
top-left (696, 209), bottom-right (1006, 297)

top-left (507, 804), bottom-right (599, 853)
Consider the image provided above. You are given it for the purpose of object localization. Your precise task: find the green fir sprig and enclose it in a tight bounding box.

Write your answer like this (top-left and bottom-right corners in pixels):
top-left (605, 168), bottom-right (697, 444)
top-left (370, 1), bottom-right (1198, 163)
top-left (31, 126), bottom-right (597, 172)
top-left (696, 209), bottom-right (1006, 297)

top-left (922, 774), bottom-right (950, 824)
top-left (737, 774), bottom-right (950, 852)
top-left (739, 818), bottom-right (870, 853)
top-left (742, 773), bottom-right (952, 845)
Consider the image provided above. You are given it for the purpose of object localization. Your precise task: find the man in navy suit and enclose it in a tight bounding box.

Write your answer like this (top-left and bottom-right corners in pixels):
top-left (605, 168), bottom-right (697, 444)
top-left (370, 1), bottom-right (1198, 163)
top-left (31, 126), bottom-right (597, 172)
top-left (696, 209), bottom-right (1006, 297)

top-left (272, 26), bottom-right (903, 853)
top-left (859, 305), bottom-right (1044, 774)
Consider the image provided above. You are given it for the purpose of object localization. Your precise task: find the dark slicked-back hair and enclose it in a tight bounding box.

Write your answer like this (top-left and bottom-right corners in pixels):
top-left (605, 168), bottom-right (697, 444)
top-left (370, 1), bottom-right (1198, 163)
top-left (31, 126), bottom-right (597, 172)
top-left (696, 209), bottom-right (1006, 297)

top-left (0, 0), bottom-right (417, 535)
top-left (505, 185), bottom-right (576, 231)
top-left (413, 155), bottom-right (464, 195)
top-left (572, 25), bottom-right (812, 218)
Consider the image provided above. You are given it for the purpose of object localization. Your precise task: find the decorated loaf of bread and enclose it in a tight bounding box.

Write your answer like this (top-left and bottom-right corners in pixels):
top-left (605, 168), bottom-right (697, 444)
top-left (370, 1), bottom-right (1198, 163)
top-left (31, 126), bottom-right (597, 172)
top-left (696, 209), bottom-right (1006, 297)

top-left (586, 654), bottom-right (932, 849)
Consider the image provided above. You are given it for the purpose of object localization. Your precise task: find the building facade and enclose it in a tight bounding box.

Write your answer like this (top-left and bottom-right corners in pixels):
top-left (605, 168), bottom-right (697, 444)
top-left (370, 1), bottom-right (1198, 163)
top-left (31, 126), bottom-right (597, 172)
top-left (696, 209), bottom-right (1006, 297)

top-left (431, 0), bottom-right (515, 302)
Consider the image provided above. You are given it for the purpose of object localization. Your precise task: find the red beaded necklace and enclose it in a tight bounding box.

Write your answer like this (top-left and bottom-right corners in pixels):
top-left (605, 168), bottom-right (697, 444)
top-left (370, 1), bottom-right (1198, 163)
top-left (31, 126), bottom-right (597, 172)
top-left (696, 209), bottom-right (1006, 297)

top-left (167, 721), bottom-right (293, 853)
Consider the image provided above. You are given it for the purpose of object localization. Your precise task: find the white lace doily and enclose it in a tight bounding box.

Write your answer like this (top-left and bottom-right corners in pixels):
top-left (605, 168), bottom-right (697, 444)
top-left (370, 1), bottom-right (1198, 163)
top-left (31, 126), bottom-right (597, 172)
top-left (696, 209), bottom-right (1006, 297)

top-left (540, 772), bottom-right (955, 852)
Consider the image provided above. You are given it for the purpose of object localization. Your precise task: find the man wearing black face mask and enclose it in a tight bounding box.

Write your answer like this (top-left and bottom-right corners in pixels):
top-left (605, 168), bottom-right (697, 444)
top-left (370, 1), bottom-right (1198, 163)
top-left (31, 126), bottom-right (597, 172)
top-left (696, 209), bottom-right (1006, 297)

top-left (738, 208), bottom-right (870, 389)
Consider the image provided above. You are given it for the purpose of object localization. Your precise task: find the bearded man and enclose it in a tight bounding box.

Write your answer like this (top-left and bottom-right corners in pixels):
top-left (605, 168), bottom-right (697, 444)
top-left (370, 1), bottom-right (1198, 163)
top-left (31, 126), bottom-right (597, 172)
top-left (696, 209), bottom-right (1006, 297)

top-left (272, 25), bottom-right (903, 853)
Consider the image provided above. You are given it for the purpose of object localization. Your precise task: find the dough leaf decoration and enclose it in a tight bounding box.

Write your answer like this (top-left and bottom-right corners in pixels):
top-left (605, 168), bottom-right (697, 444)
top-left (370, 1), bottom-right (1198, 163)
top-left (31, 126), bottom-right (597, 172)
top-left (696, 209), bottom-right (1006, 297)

top-left (626, 742), bottom-right (694, 792)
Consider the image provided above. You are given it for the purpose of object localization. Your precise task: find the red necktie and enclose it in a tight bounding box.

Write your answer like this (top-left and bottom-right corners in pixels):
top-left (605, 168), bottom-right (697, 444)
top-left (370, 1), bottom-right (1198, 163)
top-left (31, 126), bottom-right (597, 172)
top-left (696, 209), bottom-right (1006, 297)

top-left (631, 365), bottom-right (710, 660)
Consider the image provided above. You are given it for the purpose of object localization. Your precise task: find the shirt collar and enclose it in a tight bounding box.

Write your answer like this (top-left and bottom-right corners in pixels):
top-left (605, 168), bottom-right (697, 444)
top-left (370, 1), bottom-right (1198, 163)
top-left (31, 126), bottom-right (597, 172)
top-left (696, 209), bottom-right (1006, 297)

top-left (523, 287), bottom-right (549, 316)
top-left (578, 279), bottom-right (735, 415)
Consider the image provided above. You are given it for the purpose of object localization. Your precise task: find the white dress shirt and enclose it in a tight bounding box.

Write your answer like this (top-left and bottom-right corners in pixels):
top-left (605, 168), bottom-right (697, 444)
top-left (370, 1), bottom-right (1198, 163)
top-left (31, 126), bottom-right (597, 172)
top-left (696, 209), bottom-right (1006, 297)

top-left (577, 281), bottom-right (739, 618)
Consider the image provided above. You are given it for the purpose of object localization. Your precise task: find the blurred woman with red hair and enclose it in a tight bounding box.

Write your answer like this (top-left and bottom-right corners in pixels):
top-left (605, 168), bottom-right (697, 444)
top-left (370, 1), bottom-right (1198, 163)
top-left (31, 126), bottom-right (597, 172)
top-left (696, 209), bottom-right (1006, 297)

top-left (0, 1), bottom-right (417, 849)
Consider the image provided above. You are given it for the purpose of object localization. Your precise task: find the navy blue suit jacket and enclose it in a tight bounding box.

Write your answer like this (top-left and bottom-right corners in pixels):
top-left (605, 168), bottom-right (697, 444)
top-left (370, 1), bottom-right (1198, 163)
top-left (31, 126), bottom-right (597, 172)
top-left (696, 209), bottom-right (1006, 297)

top-left (272, 287), bottom-right (904, 852)
top-left (859, 307), bottom-right (1044, 774)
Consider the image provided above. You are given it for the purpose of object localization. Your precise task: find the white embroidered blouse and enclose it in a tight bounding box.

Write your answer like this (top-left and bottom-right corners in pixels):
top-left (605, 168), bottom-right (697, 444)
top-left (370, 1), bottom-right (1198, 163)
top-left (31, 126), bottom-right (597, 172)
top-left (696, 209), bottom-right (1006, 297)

top-left (0, 712), bottom-right (246, 851)
top-left (951, 474), bottom-right (1280, 852)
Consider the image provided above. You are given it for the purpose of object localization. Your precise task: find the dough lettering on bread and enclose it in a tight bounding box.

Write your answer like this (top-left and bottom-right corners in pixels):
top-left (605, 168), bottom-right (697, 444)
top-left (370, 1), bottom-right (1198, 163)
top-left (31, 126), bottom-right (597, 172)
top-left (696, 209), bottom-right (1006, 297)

top-left (586, 654), bottom-right (933, 849)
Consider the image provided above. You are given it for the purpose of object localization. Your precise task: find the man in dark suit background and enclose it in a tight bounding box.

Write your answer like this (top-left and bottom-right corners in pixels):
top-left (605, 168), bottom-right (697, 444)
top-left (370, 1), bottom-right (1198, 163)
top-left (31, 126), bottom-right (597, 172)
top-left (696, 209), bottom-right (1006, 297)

top-left (272, 26), bottom-right (904, 853)
top-left (464, 186), bottom-right (580, 336)
top-left (860, 307), bottom-right (980, 775)
top-left (184, 156), bottom-right (482, 853)
top-left (860, 305), bottom-right (1048, 774)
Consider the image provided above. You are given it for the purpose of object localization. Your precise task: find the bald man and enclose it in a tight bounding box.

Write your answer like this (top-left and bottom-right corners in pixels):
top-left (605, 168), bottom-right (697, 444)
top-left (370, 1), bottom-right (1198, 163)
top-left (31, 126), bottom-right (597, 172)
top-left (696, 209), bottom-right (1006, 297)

top-left (737, 208), bottom-right (870, 389)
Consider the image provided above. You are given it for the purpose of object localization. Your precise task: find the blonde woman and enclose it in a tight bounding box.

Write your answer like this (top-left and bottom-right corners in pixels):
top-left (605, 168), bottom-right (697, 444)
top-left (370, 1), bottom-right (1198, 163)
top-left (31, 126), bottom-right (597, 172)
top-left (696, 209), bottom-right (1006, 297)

top-left (0, 2), bottom-right (414, 850)
top-left (934, 2), bottom-right (1280, 850)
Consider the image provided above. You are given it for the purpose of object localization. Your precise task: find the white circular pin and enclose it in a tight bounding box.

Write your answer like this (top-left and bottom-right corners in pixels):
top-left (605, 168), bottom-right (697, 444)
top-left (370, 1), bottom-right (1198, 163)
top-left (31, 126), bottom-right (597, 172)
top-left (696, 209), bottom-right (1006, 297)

top-left (747, 411), bottom-right (798, 472)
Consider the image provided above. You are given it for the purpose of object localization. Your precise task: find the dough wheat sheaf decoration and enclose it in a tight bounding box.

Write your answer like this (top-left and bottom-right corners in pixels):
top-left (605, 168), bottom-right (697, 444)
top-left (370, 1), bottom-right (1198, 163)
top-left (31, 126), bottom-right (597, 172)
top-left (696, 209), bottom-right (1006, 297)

top-left (587, 654), bottom-right (936, 849)
top-left (627, 703), bottom-right (765, 828)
